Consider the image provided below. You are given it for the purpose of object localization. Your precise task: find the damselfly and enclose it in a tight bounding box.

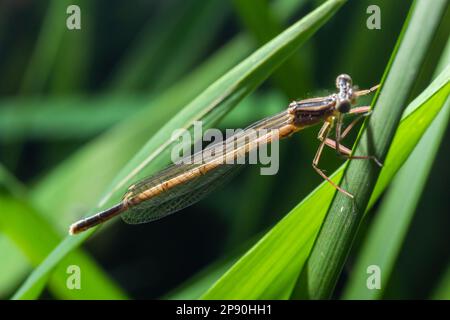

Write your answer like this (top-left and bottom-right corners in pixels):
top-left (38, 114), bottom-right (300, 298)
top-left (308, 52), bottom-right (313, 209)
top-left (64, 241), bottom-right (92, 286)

top-left (69, 74), bottom-right (380, 235)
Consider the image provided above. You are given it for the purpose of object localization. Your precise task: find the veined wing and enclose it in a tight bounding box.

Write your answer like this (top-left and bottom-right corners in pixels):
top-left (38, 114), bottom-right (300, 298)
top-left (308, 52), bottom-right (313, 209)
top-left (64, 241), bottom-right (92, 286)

top-left (121, 110), bottom-right (292, 224)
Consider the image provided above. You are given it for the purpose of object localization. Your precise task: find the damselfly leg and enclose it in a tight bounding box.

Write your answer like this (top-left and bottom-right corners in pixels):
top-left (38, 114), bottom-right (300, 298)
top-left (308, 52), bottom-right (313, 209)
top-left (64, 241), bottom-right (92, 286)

top-left (312, 120), bottom-right (354, 198)
top-left (330, 106), bottom-right (383, 166)
top-left (312, 101), bottom-right (382, 198)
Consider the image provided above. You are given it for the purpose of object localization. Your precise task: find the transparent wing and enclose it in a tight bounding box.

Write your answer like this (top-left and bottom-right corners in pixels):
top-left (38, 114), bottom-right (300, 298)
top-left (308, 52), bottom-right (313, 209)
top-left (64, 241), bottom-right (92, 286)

top-left (121, 110), bottom-right (291, 224)
top-left (122, 164), bottom-right (241, 224)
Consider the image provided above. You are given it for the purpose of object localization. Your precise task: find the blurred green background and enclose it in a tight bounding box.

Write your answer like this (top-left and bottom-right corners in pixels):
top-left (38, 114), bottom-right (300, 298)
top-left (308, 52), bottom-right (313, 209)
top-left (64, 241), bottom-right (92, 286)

top-left (0, 0), bottom-right (448, 299)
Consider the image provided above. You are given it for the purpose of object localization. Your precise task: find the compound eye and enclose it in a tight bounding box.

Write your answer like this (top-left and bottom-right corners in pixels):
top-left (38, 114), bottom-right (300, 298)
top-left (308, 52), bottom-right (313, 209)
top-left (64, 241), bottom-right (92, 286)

top-left (337, 99), bottom-right (351, 113)
top-left (336, 74), bottom-right (352, 88)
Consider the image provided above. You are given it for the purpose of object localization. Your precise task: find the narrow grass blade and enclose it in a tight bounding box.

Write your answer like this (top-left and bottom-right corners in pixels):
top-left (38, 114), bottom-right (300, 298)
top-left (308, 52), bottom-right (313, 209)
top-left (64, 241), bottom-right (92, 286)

top-left (0, 237), bottom-right (29, 298)
top-left (293, 0), bottom-right (448, 299)
top-left (0, 165), bottom-right (126, 299)
top-left (0, 165), bottom-right (31, 297)
top-left (0, 196), bottom-right (127, 300)
top-left (369, 68), bottom-right (450, 206)
top-left (343, 37), bottom-right (450, 300)
top-left (201, 173), bottom-right (342, 299)
top-left (344, 96), bottom-right (450, 299)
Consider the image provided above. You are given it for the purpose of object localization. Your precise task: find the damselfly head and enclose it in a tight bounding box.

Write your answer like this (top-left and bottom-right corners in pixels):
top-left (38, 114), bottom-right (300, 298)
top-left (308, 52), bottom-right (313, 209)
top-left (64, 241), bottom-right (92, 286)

top-left (336, 74), bottom-right (352, 89)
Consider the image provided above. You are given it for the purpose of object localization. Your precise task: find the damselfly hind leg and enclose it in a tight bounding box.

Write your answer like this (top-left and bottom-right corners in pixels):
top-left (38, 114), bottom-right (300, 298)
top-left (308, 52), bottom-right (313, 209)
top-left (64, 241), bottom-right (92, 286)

top-left (312, 121), bottom-right (354, 198)
top-left (324, 138), bottom-right (383, 167)
top-left (330, 105), bottom-right (383, 167)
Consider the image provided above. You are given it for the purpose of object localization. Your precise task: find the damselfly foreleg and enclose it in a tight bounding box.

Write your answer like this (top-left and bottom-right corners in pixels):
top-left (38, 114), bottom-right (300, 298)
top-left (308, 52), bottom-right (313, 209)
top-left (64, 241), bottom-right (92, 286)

top-left (354, 84), bottom-right (380, 97)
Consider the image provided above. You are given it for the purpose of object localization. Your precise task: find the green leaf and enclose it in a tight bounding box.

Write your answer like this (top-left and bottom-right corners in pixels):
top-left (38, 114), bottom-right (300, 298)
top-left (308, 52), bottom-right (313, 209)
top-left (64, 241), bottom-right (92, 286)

top-left (0, 237), bottom-right (30, 298)
top-left (342, 36), bottom-right (450, 300)
top-left (343, 99), bottom-right (450, 300)
top-left (293, 0), bottom-right (448, 299)
top-left (15, 0), bottom-right (347, 299)
top-left (0, 165), bottom-right (126, 299)
top-left (0, 166), bottom-right (31, 297)
top-left (201, 173), bottom-right (341, 299)
top-left (0, 196), bottom-right (127, 300)
top-left (369, 69), bottom-right (450, 206)
top-left (201, 67), bottom-right (450, 299)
